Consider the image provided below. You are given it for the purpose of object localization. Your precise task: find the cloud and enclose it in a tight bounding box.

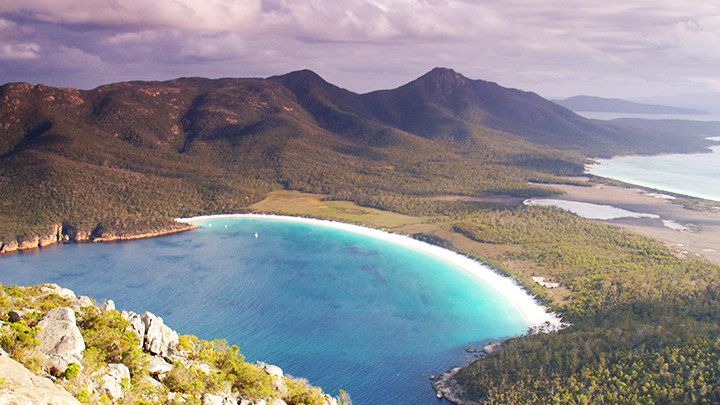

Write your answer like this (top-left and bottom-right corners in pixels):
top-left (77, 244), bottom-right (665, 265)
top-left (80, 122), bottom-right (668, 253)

top-left (672, 15), bottom-right (720, 59)
top-left (0, 43), bottom-right (40, 60)
top-left (0, 18), bottom-right (40, 60)
top-left (0, 0), bottom-right (263, 30)
top-left (1, 0), bottom-right (720, 97)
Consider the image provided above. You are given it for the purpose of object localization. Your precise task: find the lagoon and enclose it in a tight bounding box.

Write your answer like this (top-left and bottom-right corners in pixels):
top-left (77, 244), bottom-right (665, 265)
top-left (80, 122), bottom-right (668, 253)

top-left (524, 199), bottom-right (659, 220)
top-left (0, 215), bottom-right (550, 404)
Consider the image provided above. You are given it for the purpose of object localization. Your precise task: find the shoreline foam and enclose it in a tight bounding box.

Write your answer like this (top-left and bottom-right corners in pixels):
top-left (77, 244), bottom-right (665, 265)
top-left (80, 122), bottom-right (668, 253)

top-left (176, 213), bottom-right (562, 331)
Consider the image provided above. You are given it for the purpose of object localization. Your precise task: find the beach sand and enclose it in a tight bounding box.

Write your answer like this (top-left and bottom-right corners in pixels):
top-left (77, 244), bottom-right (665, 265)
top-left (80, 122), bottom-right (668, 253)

top-left (542, 182), bottom-right (720, 265)
top-left (177, 214), bottom-right (561, 331)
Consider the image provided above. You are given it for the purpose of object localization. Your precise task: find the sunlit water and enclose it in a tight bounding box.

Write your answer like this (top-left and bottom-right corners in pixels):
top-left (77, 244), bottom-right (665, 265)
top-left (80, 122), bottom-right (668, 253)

top-left (586, 144), bottom-right (720, 203)
top-left (524, 199), bottom-right (659, 220)
top-left (0, 216), bottom-right (531, 404)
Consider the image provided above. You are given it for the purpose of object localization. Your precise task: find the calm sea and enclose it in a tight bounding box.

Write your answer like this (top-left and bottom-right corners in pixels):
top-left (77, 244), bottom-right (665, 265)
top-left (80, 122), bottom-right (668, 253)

top-left (0, 216), bottom-right (528, 404)
top-left (586, 144), bottom-right (720, 203)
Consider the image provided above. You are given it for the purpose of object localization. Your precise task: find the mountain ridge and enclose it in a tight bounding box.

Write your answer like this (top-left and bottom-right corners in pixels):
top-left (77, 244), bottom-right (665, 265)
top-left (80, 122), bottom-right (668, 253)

top-left (1, 68), bottom-right (717, 251)
top-left (555, 95), bottom-right (710, 115)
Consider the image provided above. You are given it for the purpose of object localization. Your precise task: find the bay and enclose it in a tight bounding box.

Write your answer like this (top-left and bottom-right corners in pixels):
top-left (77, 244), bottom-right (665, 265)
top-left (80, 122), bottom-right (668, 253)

top-left (0, 215), bottom-right (532, 404)
top-left (586, 143), bottom-right (720, 203)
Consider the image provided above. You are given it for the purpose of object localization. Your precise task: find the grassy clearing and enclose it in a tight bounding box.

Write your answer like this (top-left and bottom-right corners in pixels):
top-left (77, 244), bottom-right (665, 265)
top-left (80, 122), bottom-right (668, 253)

top-left (249, 190), bottom-right (434, 229)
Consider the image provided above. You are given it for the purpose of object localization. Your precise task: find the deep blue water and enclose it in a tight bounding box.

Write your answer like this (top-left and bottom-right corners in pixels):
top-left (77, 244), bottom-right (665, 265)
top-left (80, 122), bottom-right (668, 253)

top-left (0, 216), bottom-right (528, 404)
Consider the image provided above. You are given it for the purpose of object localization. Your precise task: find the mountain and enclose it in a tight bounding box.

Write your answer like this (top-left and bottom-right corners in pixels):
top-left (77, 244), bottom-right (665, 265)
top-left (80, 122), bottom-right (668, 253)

top-left (0, 68), bottom-right (716, 249)
top-left (631, 92), bottom-right (720, 114)
top-left (555, 95), bottom-right (710, 115)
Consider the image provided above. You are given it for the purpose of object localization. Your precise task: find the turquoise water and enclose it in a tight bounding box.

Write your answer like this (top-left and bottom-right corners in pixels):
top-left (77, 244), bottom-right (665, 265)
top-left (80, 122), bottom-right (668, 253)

top-left (0, 216), bottom-right (529, 404)
top-left (586, 144), bottom-right (720, 203)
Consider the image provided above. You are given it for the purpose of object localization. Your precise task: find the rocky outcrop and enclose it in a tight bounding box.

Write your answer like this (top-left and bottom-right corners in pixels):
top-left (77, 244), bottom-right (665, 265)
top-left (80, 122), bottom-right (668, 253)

top-left (0, 239), bottom-right (19, 253)
top-left (71, 295), bottom-right (94, 310)
top-left (146, 357), bottom-right (173, 380)
top-left (203, 393), bottom-right (239, 405)
top-left (100, 363), bottom-right (131, 399)
top-left (2, 283), bottom-right (339, 405)
top-left (103, 299), bottom-right (115, 311)
top-left (121, 311), bottom-right (145, 348)
top-left (36, 307), bottom-right (85, 374)
top-left (0, 349), bottom-right (82, 405)
top-left (142, 311), bottom-right (179, 359)
top-left (0, 223), bottom-right (195, 255)
top-left (258, 362), bottom-right (287, 395)
top-left (40, 283), bottom-right (77, 300)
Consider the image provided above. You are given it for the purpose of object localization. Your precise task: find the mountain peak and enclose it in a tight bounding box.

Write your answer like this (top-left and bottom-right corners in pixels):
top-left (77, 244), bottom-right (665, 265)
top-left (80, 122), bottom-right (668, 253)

top-left (419, 67), bottom-right (469, 86)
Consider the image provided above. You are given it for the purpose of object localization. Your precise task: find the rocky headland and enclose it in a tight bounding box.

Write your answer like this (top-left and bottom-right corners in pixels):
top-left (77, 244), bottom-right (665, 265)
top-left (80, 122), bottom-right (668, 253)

top-left (0, 283), bottom-right (343, 405)
top-left (0, 222), bottom-right (197, 254)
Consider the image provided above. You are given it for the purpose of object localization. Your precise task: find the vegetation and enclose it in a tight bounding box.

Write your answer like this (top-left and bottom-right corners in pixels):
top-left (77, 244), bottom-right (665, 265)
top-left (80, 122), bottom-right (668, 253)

top-left (448, 205), bottom-right (720, 404)
top-left (1, 69), bottom-right (714, 247)
top-left (0, 284), bottom-right (344, 404)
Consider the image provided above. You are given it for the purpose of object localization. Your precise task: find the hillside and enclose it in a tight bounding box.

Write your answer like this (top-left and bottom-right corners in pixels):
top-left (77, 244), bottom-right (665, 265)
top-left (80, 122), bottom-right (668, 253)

top-left (0, 68), bottom-right (715, 250)
top-left (555, 95), bottom-right (710, 115)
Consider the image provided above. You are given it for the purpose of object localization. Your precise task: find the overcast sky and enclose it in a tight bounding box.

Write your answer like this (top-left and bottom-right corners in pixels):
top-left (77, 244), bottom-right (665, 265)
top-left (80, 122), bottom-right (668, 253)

top-left (1, 0), bottom-right (719, 99)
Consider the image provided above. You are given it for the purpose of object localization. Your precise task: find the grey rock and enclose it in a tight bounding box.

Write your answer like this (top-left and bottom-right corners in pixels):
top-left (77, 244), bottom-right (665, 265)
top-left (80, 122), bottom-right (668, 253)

top-left (100, 363), bottom-right (131, 399)
top-left (108, 363), bottom-right (131, 382)
top-left (39, 283), bottom-right (77, 299)
top-left (202, 393), bottom-right (223, 405)
top-left (137, 374), bottom-right (164, 390)
top-left (258, 362), bottom-right (283, 377)
top-left (121, 310), bottom-right (145, 348)
top-left (0, 349), bottom-right (82, 405)
top-left (36, 307), bottom-right (85, 374)
top-left (202, 393), bottom-right (238, 405)
top-left (142, 311), bottom-right (178, 358)
top-left (258, 362), bottom-right (286, 394)
top-left (103, 299), bottom-right (116, 311)
top-left (267, 399), bottom-right (286, 405)
top-left (100, 374), bottom-right (124, 399)
top-left (8, 309), bottom-right (38, 323)
top-left (147, 356), bottom-right (173, 376)
top-left (71, 295), bottom-right (94, 310)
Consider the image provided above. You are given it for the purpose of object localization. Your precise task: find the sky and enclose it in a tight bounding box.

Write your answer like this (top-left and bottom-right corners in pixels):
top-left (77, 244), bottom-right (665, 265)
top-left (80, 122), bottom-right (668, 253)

top-left (1, 0), bottom-right (720, 100)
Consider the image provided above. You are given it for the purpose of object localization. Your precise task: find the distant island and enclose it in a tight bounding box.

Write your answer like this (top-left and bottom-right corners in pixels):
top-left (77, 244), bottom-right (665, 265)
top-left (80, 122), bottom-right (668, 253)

top-left (554, 95), bottom-right (710, 114)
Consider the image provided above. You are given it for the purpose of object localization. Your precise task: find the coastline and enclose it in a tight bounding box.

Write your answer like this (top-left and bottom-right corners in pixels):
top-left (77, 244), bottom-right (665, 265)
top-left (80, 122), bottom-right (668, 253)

top-left (0, 222), bottom-right (197, 255)
top-left (176, 213), bottom-right (562, 331)
top-left (585, 143), bottom-right (720, 203)
top-left (533, 182), bottom-right (720, 265)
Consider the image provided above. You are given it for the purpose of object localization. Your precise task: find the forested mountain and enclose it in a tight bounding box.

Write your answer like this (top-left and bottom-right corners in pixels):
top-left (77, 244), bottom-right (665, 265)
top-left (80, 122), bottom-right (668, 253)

top-left (0, 68), bottom-right (714, 249)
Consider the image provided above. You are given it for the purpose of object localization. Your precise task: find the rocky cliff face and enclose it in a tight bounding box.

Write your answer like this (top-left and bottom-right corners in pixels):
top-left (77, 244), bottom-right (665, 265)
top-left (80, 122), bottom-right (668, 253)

top-left (0, 222), bottom-right (196, 254)
top-left (0, 349), bottom-right (83, 405)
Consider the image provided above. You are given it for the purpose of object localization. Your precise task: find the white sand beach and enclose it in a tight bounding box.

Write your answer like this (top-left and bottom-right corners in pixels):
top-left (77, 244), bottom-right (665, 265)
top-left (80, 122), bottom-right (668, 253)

top-left (177, 213), bottom-right (562, 331)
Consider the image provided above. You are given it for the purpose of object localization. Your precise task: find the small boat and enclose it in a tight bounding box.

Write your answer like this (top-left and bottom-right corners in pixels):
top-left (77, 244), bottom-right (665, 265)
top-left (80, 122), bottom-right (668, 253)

top-left (255, 232), bottom-right (258, 238)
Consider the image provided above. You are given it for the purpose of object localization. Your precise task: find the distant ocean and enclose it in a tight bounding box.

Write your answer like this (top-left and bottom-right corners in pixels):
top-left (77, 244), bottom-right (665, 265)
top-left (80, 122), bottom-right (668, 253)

top-left (0, 216), bottom-right (529, 404)
top-left (576, 111), bottom-right (720, 122)
top-left (586, 143), bottom-right (720, 202)
top-left (579, 107), bottom-right (720, 203)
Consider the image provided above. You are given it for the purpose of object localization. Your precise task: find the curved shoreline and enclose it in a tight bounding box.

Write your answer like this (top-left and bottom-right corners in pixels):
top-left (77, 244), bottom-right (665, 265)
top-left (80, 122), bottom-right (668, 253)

top-left (176, 213), bottom-right (562, 330)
